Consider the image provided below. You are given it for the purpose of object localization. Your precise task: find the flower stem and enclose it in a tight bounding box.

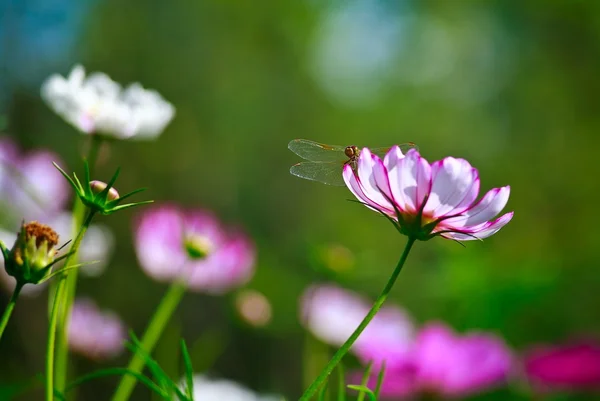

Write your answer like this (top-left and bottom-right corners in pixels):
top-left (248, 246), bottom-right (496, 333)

top-left (0, 282), bottom-right (23, 341)
top-left (54, 134), bottom-right (103, 394)
top-left (112, 281), bottom-right (187, 401)
top-left (299, 237), bottom-right (417, 401)
top-left (46, 211), bottom-right (95, 401)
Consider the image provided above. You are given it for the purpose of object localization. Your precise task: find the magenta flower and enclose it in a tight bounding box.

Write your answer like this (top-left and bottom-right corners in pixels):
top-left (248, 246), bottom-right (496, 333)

top-left (301, 284), bottom-right (414, 369)
top-left (68, 298), bottom-right (126, 360)
top-left (134, 204), bottom-right (256, 294)
top-left (365, 323), bottom-right (513, 398)
top-left (524, 342), bottom-right (600, 391)
top-left (343, 147), bottom-right (513, 241)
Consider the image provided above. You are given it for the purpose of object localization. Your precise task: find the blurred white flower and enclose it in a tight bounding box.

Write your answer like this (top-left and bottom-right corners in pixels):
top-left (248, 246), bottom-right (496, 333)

top-left (41, 64), bottom-right (175, 140)
top-left (186, 375), bottom-right (280, 401)
top-left (49, 212), bottom-right (115, 277)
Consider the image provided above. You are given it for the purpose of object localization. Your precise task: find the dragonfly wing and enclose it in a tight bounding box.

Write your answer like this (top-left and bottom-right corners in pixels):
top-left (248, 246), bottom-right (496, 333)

top-left (370, 142), bottom-right (419, 158)
top-left (290, 161), bottom-right (346, 186)
top-left (288, 139), bottom-right (347, 162)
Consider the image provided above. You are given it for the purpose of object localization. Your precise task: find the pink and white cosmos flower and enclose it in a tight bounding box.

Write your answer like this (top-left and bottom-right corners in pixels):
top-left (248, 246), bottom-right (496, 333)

top-left (134, 204), bottom-right (256, 294)
top-left (301, 284), bottom-right (415, 369)
top-left (361, 322), bottom-right (513, 399)
top-left (343, 147), bottom-right (513, 241)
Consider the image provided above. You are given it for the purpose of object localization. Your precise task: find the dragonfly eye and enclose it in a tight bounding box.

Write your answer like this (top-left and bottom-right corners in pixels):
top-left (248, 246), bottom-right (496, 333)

top-left (344, 146), bottom-right (358, 159)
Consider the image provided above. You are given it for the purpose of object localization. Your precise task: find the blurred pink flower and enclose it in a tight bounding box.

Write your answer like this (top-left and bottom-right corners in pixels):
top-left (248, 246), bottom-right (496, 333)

top-left (366, 322), bottom-right (513, 399)
top-left (524, 342), bottom-right (600, 391)
top-left (344, 147), bottom-right (513, 241)
top-left (0, 137), bottom-right (69, 222)
top-left (68, 298), bottom-right (126, 360)
top-left (300, 284), bottom-right (414, 369)
top-left (134, 204), bottom-right (256, 294)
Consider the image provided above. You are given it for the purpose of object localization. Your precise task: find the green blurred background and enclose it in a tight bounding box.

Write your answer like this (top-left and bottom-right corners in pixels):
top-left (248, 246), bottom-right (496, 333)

top-left (1, 0), bottom-right (600, 400)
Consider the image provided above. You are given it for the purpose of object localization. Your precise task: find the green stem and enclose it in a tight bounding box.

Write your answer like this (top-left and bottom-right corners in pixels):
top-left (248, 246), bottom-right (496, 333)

top-left (53, 201), bottom-right (85, 394)
top-left (46, 211), bottom-right (95, 401)
top-left (299, 237), bottom-right (417, 401)
top-left (0, 282), bottom-right (23, 340)
top-left (54, 134), bottom-right (103, 394)
top-left (112, 281), bottom-right (187, 401)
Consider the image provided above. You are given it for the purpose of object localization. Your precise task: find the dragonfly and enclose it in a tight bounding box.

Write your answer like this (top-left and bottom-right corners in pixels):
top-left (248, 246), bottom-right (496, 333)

top-left (288, 139), bottom-right (418, 186)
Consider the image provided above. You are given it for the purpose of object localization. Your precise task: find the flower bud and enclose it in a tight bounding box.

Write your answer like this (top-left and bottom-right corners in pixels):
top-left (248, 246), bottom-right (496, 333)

top-left (1, 221), bottom-right (60, 285)
top-left (90, 180), bottom-right (120, 201)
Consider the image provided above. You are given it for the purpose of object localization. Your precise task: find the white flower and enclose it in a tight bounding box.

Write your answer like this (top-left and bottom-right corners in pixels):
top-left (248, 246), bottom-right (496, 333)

top-left (186, 375), bottom-right (280, 401)
top-left (41, 64), bottom-right (175, 140)
top-left (48, 212), bottom-right (115, 277)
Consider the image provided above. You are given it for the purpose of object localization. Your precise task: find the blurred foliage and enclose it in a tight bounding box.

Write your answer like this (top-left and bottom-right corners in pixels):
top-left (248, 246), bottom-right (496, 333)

top-left (1, 0), bottom-right (600, 400)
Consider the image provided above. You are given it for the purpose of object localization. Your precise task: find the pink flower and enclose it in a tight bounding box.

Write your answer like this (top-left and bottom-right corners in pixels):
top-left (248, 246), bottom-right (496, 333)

top-left (300, 284), bottom-right (414, 369)
top-left (368, 323), bottom-right (513, 398)
top-left (343, 147), bottom-right (513, 241)
top-left (524, 342), bottom-right (600, 391)
top-left (134, 204), bottom-right (256, 294)
top-left (68, 298), bottom-right (126, 360)
top-left (0, 138), bottom-right (69, 222)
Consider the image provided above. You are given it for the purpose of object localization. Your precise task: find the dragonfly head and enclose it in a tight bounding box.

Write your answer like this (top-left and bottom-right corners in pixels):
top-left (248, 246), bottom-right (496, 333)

top-left (344, 145), bottom-right (359, 159)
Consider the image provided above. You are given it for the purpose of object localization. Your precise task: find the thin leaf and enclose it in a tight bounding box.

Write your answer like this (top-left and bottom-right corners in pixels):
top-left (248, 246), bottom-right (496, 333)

top-left (40, 261), bottom-right (100, 283)
top-left (126, 334), bottom-right (189, 401)
top-left (107, 187), bottom-right (147, 207)
top-left (356, 361), bottom-right (373, 401)
top-left (64, 368), bottom-right (167, 398)
top-left (53, 162), bottom-right (82, 193)
top-left (73, 172), bottom-right (87, 197)
top-left (83, 159), bottom-right (91, 189)
top-left (109, 200), bottom-right (154, 213)
top-left (97, 167), bottom-right (121, 200)
top-left (180, 340), bottom-right (195, 400)
top-left (346, 385), bottom-right (377, 401)
top-left (374, 361), bottom-right (385, 399)
top-left (317, 379), bottom-right (328, 401)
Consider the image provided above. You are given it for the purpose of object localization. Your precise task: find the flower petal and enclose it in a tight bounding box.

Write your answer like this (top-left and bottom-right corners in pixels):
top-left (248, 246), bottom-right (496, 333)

top-left (343, 164), bottom-right (394, 215)
top-left (134, 205), bottom-right (187, 281)
top-left (387, 149), bottom-right (431, 213)
top-left (424, 157), bottom-right (480, 218)
top-left (187, 233), bottom-right (256, 294)
top-left (355, 148), bottom-right (396, 210)
top-left (441, 212), bottom-right (514, 241)
top-left (414, 323), bottom-right (512, 397)
top-left (444, 186), bottom-right (511, 228)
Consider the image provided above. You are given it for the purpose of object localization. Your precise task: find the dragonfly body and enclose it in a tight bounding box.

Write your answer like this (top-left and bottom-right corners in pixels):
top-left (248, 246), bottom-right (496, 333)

top-left (288, 139), bottom-right (416, 186)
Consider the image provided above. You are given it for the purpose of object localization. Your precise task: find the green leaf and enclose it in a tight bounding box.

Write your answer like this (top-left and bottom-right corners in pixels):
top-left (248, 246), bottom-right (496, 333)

top-left (53, 162), bottom-right (82, 194)
top-left (374, 361), bottom-right (385, 399)
top-left (98, 166), bottom-right (121, 200)
top-left (107, 187), bottom-right (147, 207)
top-left (355, 362), bottom-right (373, 401)
top-left (346, 385), bottom-right (377, 401)
top-left (65, 367), bottom-right (168, 399)
top-left (180, 340), bottom-right (195, 400)
top-left (126, 333), bottom-right (190, 401)
top-left (317, 379), bottom-right (329, 401)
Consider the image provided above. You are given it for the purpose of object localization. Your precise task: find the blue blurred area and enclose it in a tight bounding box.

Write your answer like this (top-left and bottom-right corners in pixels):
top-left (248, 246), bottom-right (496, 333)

top-left (0, 0), bottom-right (94, 106)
